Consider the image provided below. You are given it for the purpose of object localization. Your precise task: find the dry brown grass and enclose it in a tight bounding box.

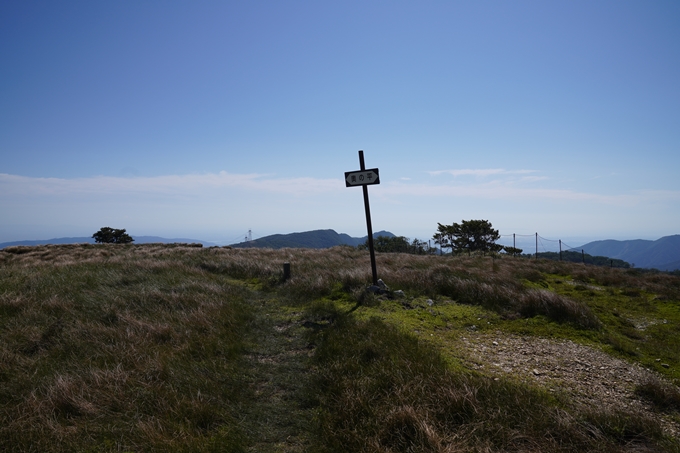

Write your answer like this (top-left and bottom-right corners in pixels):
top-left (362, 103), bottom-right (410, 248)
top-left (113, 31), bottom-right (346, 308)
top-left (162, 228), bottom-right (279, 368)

top-left (0, 243), bottom-right (254, 451)
top-left (227, 248), bottom-right (601, 328)
top-left (2, 244), bottom-right (678, 452)
top-left (636, 376), bottom-right (680, 413)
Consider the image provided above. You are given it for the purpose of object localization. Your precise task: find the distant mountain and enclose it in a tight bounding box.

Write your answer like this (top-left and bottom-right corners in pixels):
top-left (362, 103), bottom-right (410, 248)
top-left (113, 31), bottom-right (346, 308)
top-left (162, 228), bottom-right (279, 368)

top-left (535, 251), bottom-right (630, 268)
top-left (0, 236), bottom-right (217, 249)
top-left (578, 235), bottom-right (680, 270)
top-left (0, 237), bottom-right (96, 248)
top-left (229, 229), bottom-right (396, 249)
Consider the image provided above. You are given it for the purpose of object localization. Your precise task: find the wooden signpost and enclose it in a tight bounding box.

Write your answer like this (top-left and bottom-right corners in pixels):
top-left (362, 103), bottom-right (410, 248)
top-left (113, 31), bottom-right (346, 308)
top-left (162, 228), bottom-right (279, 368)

top-left (345, 150), bottom-right (380, 285)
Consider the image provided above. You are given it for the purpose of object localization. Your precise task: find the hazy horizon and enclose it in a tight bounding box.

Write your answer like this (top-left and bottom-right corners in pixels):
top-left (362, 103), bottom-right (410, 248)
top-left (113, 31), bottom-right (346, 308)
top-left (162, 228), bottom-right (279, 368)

top-left (0, 227), bottom-right (673, 254)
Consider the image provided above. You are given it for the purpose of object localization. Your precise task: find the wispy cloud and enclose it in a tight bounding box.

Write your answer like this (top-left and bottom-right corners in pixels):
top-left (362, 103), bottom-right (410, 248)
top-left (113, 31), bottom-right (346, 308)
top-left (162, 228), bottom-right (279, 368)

top-left (0, 172), bottom-right (344, 198)
top-left (635, 189), bottom-right (680, 201)
top-left (1, 171), bottom-right (678, 243)
top-left (519, 176), bottom-right (549, 182)
top-left (0, 172), bottom-right (353, 242)
top-left (376, 179), bottom-right (659, 206)
top-left (428, 168), bottom-right (536, 177)
top-left (3, 171), bottom-right (672, 208)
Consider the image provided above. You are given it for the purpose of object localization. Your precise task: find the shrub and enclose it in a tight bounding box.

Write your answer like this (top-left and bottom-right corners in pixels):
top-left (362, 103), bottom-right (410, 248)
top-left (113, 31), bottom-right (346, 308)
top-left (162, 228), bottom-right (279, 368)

top-left (92, 227), bottom-right (134, 244)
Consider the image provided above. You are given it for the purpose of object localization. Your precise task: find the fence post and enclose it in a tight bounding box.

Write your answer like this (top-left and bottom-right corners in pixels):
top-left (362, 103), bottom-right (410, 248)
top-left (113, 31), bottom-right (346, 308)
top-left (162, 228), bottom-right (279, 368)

top-left (283, 262), bottom-right (291, 281)
top-left (535, 233), bottom-right (538, 259)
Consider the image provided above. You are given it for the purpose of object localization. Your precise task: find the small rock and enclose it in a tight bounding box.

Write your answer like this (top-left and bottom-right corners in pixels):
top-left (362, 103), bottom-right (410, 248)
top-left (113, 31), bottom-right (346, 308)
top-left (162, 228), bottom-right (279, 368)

top-left (377, 279), bottom-right (388, 290)
top-left (662, 363), bottom-right (670, 368)
top-left (532, 369), bottom-right (541, 376)
top-left (426, 299), bottom-right (434, 306)
top-left (393, 290), bottom-right (406, 298)
top-left (492, 341), bottom-right (499, 346)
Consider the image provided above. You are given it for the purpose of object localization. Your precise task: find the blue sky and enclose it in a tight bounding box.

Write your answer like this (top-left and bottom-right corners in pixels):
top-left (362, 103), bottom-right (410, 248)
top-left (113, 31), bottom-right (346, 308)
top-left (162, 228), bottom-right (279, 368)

top-left (1, 1), bottom-right (679, 248)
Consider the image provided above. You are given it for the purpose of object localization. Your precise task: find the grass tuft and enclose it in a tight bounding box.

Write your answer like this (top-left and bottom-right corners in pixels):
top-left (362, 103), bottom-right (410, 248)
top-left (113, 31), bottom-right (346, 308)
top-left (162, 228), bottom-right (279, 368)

top-left (518, 288), bottom-right (602, 329)
top-left (636, 376), bottom-right (680, 412)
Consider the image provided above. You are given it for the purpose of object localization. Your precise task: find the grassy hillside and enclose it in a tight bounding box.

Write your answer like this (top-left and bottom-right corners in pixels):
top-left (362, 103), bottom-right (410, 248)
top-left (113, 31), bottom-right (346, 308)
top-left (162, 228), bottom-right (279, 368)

top-left (1, 244), bottom-right (679, 452)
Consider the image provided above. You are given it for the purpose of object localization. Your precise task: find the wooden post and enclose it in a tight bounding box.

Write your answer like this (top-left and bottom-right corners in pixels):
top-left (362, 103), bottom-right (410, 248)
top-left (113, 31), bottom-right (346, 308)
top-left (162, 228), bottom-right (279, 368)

top-left (283, 262), bottom-right (291, 281)
top-left (359, 150), bottom-right (378, 285)
top-left (345, 152), bottom-right (380, 286)
top-left (559, 239), bottom-right (562, 261)
top-left (535, 233), bottom-right (538, 259)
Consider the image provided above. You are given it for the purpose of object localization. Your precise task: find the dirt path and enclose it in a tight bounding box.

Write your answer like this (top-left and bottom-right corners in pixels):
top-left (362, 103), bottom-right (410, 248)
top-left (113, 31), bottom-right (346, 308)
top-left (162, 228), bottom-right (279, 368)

top-left (240, 294), bottom-right (314, 452)
top-left (458, 332), bottom-right (680, 439)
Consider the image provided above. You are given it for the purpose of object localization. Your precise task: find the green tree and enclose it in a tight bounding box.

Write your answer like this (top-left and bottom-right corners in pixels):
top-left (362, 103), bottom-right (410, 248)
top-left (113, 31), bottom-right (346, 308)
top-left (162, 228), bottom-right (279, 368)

top-left (433, 220), bottom-right (500, 255)
top-left (432, 227), bottom-right (452, 253)
top-left (92, 227), bottom-right (134, 244)
top-left (360, 236), bottom-right (430, 254)
top-left (503, 246), bottom-right (523, 256)
top-left (375, 235), bottom-right (410, 252)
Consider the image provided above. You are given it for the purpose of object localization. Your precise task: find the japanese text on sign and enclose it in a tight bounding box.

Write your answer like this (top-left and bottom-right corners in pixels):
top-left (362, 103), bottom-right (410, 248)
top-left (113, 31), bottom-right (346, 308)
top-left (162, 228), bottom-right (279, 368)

top-left (344, 169), bottom-right (380, 187)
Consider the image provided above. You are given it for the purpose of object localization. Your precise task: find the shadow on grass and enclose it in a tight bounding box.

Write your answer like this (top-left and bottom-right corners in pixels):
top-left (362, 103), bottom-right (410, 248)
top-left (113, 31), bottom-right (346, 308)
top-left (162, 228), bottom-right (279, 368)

top-left (305, 307), bottom-right (677, 453)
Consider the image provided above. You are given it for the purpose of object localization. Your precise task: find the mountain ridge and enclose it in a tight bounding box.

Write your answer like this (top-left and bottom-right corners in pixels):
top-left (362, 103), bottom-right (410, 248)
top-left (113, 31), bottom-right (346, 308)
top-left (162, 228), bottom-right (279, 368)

top-left (0, 230), bottom-right (395, 251)
top-left (229, 229), bottom-right (396, 249)
top-left (578, 234), bottom-right (680, 270)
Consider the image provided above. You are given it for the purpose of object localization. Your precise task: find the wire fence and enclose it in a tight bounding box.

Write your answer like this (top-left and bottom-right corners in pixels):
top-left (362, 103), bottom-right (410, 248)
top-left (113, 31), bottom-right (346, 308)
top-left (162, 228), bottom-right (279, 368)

top-left (498, 233), bottom-right (586, 255)
top-left (229, 230), bottom-right (593, 259)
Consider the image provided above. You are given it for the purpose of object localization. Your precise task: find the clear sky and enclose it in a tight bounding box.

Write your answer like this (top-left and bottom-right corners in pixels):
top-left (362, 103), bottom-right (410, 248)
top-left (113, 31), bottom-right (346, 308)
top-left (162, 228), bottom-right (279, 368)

top-left (1, 1), bottom-right (679, 249)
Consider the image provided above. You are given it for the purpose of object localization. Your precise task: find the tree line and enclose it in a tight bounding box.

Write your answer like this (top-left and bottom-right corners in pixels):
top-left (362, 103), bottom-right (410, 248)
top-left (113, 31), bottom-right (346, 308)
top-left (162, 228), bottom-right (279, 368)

top-left (359, 219), bottom-right (633, 269)
top-left (360, 220), bottom-right (518, 256)
top-left (358, 235), bottom-right (431, 254)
